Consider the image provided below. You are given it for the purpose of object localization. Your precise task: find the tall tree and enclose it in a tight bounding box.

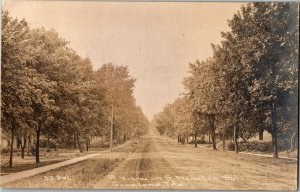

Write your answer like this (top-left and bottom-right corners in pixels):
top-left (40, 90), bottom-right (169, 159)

top-left (1, 11), bottom-right (45, 166)
top-left (227, 3), bottom-right (298, 157)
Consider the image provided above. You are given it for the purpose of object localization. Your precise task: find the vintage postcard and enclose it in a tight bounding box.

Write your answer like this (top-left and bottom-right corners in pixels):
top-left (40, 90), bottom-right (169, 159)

top-left (0, 0), bottom-right (298, 191)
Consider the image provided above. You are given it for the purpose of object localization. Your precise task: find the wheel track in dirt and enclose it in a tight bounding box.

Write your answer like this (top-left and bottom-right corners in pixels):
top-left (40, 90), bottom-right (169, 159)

top-left (92, 134), bottom-right (180, 189)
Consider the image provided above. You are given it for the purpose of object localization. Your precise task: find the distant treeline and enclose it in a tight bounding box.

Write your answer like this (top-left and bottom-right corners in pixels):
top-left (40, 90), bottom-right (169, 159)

top-left (153, 3), bottom-right (298, 157)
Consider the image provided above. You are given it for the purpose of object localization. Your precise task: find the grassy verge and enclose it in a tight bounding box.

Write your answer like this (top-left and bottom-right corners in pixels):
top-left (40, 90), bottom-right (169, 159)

top-left (0, 147), bottom-right (110, 174)
top-left (2, 156), bottom-right (121, 189)
top-left (2, 140), bottom-right (140, 189)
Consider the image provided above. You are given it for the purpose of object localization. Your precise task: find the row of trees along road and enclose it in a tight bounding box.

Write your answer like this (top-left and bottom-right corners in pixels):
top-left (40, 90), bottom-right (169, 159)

top-left (154, 3), bottom-right (298, 158)
top-left (1, 11), bottom-right (149, 168)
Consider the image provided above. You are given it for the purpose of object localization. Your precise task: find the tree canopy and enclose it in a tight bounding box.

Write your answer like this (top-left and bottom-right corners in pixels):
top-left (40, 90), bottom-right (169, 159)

top-left (1, 11), bottom-right (149, 167)
top-left (154, 2), bottom-right (298, 157)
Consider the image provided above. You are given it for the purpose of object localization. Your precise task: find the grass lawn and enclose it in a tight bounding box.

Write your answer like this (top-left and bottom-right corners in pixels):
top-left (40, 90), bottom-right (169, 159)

top-left (2, 140), bottom-right (139, 189)
top-left (0, 147), bottom-right (109, 174)
top-left (2, 156), bottom-right (122, 189)
top-left (1, 159), bottom-right (67, 174)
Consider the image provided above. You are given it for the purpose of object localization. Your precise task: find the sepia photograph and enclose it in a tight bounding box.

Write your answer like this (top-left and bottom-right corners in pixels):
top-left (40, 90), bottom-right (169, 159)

top-left (0, 0), bottom-right (299, 191)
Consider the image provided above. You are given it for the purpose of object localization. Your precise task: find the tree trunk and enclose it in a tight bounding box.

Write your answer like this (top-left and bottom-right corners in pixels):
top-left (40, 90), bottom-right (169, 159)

top-left (27, 135), bottom-right (31, 155)
top-left (21, 146), bottom-right (25, 159)
top-left (178, 135), bottom-right (180, 142)
top-left (86, 138), bottom-right (89, 152)
top-left (73, 132), bottom-right (77, 149)
top-left (35, 122), bottom-right (41, 163)
top-left (290, 132), bottom-right (296, 151)
top-left (9, 118), bottom-right (16, 168)
top-left (47, 127), bottom-right (50, 151)
top-left (208, 115), bottom-right (217, 150)
top-left (110, 103), bottom-right (114, 152)
top-left (211, 128), bottom-right (217, 150)
top-left (271, 102), bottom-right (278, 158)
top-left (66, 136), bottom-right (70, 148)
top-left (21, 136), bottom-right (26, 159)
top-left (194, 131), bottom-right (198, 147)
top-left (234, 125), bottom-right (239, 153)
top-left (89, 136), bottom-right (91, 148)
top-left (222, 131), bottom-right (225, 151)
top-left (76, 130), bottom-right (83, 153)
top-left (259, 129), bottom-right (264, 141)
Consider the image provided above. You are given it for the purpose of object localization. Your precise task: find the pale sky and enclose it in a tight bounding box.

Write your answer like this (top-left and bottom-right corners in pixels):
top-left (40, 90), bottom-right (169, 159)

top-left (3, 0), bottom-right (242, 120)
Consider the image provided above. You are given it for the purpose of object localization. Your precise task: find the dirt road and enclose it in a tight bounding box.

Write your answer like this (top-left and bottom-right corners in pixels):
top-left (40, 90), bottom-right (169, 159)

top-left (92, 130), bottom-right (297, 190)
top-left (2, 129), bottom-right (297, 190)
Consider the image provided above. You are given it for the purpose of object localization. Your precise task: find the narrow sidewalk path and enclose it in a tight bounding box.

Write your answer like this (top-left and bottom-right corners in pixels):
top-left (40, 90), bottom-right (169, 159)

top-left (200, 145), bottom-right (297, 160)
top-left (229, 150), bottom-right (298, 161)
top-left (0, 141), bottom-right (132, 186)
